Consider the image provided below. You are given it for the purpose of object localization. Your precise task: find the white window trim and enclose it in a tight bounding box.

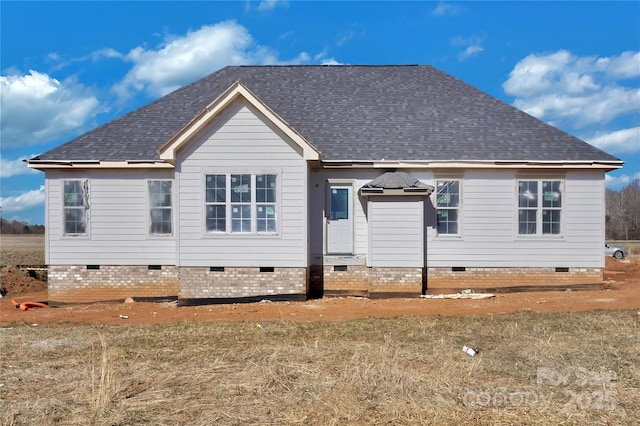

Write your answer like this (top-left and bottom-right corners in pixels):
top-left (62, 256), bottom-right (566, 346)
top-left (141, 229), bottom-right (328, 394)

top-left (434, 179), bottom-right (462, 237)
top-left (203, 172), bottom-right (280, 236)
top-left (516, 179), bottom-right (564, 238)
top-left (62, 179), bottom-right (90, 238)
top-left (147, 179), bottom-right (174, 237)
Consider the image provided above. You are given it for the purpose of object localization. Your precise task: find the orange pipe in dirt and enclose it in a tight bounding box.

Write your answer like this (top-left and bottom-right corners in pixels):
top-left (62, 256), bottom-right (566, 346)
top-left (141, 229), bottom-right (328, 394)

top-left (11, 299), bottom-right (49, 311)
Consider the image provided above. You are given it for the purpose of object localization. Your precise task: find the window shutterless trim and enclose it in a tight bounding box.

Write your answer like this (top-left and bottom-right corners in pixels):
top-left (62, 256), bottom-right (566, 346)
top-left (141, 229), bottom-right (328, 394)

top-left (434, 179), bottom-right (461, 236)
top-left (203, 172), bottom-right (279, 235)
top-left (147, 179), bottom-right (174, 236)
top-left (516, 179), bottom-right (563, 237)
top-left (62, 179), bottom-right (89, 237)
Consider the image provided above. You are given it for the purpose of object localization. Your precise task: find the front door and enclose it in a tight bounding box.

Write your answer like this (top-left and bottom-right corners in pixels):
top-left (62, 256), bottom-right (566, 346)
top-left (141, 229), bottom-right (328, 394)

top-left (327, 185), bottom-right (353, 254)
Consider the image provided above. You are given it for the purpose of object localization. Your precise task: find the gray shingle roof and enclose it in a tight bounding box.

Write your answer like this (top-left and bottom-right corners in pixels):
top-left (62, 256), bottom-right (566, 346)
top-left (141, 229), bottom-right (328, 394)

top-left (35, 65), bottom-right (620, 163)
top-left (363, 171), bottom-right (432, 190)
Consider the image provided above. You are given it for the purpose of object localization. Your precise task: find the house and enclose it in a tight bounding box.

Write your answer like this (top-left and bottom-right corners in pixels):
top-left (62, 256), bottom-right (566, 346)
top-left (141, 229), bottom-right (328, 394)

top-left (27, 65), bottom-right (623, 305)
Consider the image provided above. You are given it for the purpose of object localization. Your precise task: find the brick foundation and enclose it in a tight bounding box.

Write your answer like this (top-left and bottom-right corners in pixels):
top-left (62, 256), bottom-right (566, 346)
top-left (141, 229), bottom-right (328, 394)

top-left (48, 265), bottom-right (178, 305)
top-left (369, 267), bottom-right (424, 296)
top-left (47, 264), bottom-right (604, 304)
top-left (318, 265), bottom-right (424, 297)
top-left (427, 267), bottom-right (603, 290)
top-left (178, 267), bottom-right (307, 301)
top-left (321, 265), bottom-right (370, 296)
top-left (314, 265), bottom-right (603, 296)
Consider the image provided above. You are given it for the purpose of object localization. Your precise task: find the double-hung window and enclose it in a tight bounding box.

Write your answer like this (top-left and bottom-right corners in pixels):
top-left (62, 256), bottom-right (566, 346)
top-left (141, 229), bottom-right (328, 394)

top-left (205, 174), bottom-right (227, 232)
top-left (230, 174), bottom-right (252, 232)
top-left (256, 174), bottom-right (277, 232)
top-left (148, 180), bottom-right (173, 235)
top-left (205, 173), bottom-right (277, 234)
top-left (436, 180), bottom-right (460, 235)
top-left (63, 180), bottom-right (88, 235)
top-left (518, 180), bottom-right (562, 236)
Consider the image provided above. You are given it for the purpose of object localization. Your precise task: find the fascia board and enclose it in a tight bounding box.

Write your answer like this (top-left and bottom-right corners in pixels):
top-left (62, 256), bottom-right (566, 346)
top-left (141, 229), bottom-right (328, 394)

top-left (27, 160), bottom-right (174, 170)
top-left (320, 160), bottom-right (623, 171)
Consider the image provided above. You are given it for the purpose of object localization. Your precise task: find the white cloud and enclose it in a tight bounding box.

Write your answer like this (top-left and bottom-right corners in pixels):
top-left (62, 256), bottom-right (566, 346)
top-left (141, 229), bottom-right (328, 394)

top-left (513, 86), bottom-right (640, 128)
top-left (586, 127), bottom-right (640, 155)
top-left (336, 25), bottom-right (364, 47)
top-left (0, 186), bottom-right (45, 214)
top-left (320, 58), bottom-right (344, 66)
top-left (503, 50), bottom-right (640, 128)
top-left (257, 0), bottom-right (288, 11)
top-left (595, 51), bottom-right (640, 79)
top-left (113, 21), bottom-right (311, 99)
top-left (606, 171), bottom-right (640, 189)
top-left (451, 35), bottom-right (485, 61)
top-left (47, 47), bottom-right (126, 72)
top-left (0, 156), bottom-right (39, 178)
top-left (89, 47), bottom-right (125, 62)
top-left (0, 70), bottom-right (102, 149)
top-left (459, 45), bottom-right (484, 61)
top-left (432, 2), bottom-right (465, 16)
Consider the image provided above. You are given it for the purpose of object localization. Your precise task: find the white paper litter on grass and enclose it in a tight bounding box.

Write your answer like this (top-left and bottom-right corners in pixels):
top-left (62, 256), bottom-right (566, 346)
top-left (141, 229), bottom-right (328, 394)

top-left (420, 293), bottom-right (495, 300)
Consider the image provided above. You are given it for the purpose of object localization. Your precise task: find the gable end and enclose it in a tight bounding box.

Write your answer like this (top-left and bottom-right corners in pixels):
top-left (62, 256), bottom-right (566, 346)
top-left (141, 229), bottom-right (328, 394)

top-left (157, 81), bottom-right (321, 163)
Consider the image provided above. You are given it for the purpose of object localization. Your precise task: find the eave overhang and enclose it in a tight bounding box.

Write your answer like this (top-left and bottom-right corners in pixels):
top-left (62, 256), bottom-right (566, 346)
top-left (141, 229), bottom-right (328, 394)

top-left (157, 81), bottom-right (321, 162)
top-left (321, 159), bottom-right (624, 171)
top-left (26, 160), bottom-right (174, 171)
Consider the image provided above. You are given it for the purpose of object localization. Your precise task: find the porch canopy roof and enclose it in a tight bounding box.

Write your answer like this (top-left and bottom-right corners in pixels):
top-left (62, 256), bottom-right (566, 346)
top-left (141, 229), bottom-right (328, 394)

top-left (360, 171), bottom-right (435, 196)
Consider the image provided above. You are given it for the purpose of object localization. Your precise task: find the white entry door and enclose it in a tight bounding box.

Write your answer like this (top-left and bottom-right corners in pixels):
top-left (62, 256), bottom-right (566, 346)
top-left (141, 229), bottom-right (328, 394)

top-left (327, 185), bottom-right (353, 254)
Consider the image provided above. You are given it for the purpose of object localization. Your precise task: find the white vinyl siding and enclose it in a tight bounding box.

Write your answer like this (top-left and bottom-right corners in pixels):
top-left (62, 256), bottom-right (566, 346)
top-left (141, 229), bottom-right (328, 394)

top-left (309, 169), bottom-right (383, 262)
top-left (311, 169), bottom-right (605, 269)
top-left (427, 170), bottom-right (604, 268)
top-left (368, 197), bottom-right (424, 267)
top-left (46, 170), bottom-right (176, 265)
top-left (177, 99), bottom-right (306, 267)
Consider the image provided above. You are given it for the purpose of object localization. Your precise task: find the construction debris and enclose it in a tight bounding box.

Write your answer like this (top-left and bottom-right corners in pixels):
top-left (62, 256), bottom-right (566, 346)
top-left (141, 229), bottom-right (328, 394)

top-left (420, 293), bottom-right (495, 300)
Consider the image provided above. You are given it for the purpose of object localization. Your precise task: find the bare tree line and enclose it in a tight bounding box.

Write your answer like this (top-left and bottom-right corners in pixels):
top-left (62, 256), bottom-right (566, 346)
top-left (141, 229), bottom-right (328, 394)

top-left (606, 179), bottom-right (640, 240)
top-left (0, 218), bottom-right (45, 234)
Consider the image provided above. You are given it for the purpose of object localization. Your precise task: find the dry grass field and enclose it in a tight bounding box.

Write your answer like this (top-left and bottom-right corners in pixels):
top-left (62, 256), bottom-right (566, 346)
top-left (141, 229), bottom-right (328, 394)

top-left (1, 236), bottom-right (639, 424)
top-left (1, 310), bottom-right (639, 425)
top-left (0, 235), bottom-right (45, 266)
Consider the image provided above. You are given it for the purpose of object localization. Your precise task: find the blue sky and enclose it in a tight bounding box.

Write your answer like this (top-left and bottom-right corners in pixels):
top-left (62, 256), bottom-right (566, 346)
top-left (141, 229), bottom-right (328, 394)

top-left (1, 1), bottom-right (639, 225)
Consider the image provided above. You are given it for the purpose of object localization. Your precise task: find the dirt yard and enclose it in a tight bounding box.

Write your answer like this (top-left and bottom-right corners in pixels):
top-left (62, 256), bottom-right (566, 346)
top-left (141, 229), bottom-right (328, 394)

top-left (1, 235), bottom-right (639, 325)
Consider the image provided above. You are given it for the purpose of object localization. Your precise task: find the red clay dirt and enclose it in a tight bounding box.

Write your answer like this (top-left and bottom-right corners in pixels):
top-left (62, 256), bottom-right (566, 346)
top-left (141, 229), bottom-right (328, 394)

top-left (1, 257), bottom-right (639, 325)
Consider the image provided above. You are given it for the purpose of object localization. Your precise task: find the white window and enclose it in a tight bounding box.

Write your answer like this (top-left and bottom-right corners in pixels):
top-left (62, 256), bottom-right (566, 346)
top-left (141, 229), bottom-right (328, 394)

top-left (231, 174), bottom-right (252, 232)
top-left (256, 174), bottom-right (277, 232)
top-left (148, 180), bottom-right (172, 235)
top-left (436, 180), bottom-right (460, 235)
top-left (63, 180), bottom-right (88, 235)
top-left (205, 174), bottom-right (226, 232)
top-left (518, 180), bottom-right (562, 236)
top-left (205, 173), bottom-right (277, 234)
